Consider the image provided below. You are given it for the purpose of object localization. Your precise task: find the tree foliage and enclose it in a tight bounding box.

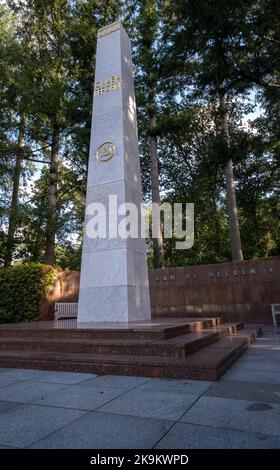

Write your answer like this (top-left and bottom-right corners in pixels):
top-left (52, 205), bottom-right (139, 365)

top-left (0, 0), bottom-right (279, 269)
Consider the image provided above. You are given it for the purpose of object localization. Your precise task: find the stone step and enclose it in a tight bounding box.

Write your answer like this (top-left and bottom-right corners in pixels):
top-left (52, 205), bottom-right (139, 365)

top-left (0, 317), bottom-right (224, 341)
top-left (0, 328), bottom-right (261, 381)
top-left (0, 323), bottom-right (242, 358)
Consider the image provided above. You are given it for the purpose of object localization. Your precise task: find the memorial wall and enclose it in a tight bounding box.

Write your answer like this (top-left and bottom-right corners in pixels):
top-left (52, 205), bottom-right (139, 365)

top-left (149, 258), bottom-right (279, 324)
top-left (38, 258), bottom-right (279, 324)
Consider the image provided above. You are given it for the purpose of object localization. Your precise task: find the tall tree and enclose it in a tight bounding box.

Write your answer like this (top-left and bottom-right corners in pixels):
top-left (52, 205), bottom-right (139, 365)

top-left (0, 4), bottom-right (37, 265)
top-left (219, 95), bottom-right (243, 261)
top-left (163, 0), bottom-right (258, 261)
top-left (29, 0), bottom-right (121, 265)
top-left (128, 0), bottom-right (165, 267)
top-left (4, 117), bottom-right (25, 266)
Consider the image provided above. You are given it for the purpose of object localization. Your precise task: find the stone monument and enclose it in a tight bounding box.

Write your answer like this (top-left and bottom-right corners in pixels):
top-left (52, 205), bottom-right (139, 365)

top-left (77, 22), bottom-right (151, 323)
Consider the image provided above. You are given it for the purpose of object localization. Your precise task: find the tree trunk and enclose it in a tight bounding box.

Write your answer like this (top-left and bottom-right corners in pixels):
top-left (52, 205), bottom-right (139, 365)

top-left (220, 97), bottom-right (243, 262)
top-left (43, 124), bottom-right (59, 265)
top-left (211, 190), bottom-right (221, 260)
top-left (149, 114), bottom-right (164, 268)
top-left (4, 120), bottom-right (25, 266)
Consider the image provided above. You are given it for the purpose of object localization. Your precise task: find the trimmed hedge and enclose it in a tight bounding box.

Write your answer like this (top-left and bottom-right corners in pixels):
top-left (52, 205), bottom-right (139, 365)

top-left (0, 262), bottom-right (57, 324)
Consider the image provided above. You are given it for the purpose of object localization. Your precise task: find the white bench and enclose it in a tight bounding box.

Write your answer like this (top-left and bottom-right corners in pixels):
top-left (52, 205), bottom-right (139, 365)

top-left (271, 304), bottom-right (280, 327)
top-left (54, 302), bottom-right (78, 321)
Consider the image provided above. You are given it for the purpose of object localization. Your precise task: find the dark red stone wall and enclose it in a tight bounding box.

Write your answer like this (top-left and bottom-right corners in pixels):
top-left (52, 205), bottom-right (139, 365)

top-left (149, 258), bottom-right (280, 324)
top-left (38, 258), bottom-right (280, 324)
top-left (37, 270), bottom-right (80, 321)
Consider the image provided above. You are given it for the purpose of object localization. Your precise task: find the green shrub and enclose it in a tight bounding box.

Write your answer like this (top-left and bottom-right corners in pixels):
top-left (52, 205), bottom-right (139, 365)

top-left (0, 308), bottom-right (15, 324)
top-left (0, 262), bottom-right (57, 324)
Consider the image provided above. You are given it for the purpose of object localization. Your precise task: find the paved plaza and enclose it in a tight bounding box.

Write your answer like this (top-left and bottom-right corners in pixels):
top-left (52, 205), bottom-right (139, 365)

top-left (0, 326), bottom-right (279, 449)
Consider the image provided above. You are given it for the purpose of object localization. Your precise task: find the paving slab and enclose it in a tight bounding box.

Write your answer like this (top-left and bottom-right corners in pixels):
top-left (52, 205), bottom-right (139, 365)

top-left (156, 422), bottom-right (280, 449)
top-left (261, 347), bottom-right (280, 354)
top-left (31, 384), bottom-right (122, 411)
top-left (0, 369), bottom-right (46, 381)
top-left (0, 444), bottom-right (18, 449)
top-left (229, 361), bottom-right (280, 373)
top-left (180, 396), bottom-right (280, 436)
top-left (247, 346), bottom-right (280, 354)
top-left (0, 401), bottom-right (19, 413)
top-left (99, 389), bottom-right (198, 421)
top-left (156, 422), bottom-right (230, 449)
top-left (0, 380), bottom-right (67, 403)
top-left (80, 374), bottom-right (150, 391)
top-left (36, 371), bottom-right (97, 385)
top-left (226, 428), bottom-right (280, 449)
top-left (136, 378), bottom-right (211, 396)
top-left (251, 337), bottom-right (280, 345)
top-left (221, 369), bottom-right (280, 384)
top-left (0, 404), bottom-right (85, 448)
top-left (0, 376), bottom-right (24, 388)
top-left (206, 380), bottom-right (280, 404)
top-left (239, 350), bottom-right (280, 360)
top-left (29, 411), bottom-right (173, 449)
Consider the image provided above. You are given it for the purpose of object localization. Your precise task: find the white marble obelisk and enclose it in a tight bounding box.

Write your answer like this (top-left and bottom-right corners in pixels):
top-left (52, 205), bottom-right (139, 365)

top-left (78, 22), bottom-right (151, 323)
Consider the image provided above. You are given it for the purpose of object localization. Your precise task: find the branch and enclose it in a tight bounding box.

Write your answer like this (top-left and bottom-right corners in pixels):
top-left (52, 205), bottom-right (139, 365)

top-left (31, 144), bottom-right (52, 154)
top-left (24, 157), bottom-right (51, 164)
top-left (267, 82), bottom-right (280, 88)
top-left (0, 151), bottom-right (50, 165)
top-left (263, 35), bottom-right (280, 44)
top-left (253, 77), bottom-right (280, 89)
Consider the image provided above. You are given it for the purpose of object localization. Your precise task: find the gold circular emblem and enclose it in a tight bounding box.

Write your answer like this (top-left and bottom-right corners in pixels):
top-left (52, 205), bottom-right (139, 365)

top-left (96, 142), bottom-right (116, 163)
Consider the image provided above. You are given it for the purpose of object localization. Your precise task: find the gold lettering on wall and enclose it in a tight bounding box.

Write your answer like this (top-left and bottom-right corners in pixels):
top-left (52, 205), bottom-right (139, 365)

top-left (94, 75), bottom-right (121, 95)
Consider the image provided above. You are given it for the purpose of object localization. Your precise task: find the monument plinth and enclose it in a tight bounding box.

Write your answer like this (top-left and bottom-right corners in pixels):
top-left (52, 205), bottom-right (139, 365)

top-left (78, 22), bottom-right (151, 323)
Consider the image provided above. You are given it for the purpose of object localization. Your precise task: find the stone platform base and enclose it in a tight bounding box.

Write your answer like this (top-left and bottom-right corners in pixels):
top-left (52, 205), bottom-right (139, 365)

top-left (0, 318), bottom-right (261, 381)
